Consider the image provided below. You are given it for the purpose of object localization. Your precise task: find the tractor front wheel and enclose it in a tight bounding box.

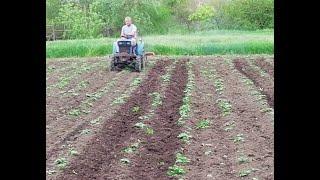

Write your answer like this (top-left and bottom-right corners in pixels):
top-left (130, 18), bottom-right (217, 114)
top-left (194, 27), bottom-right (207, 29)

top-left (109, 58), bottom-right (116, 71)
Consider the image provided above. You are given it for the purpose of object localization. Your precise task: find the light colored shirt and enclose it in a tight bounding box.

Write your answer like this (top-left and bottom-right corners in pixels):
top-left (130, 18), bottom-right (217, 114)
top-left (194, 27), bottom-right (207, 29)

top-left (121, 24), bottom-right (137, 38)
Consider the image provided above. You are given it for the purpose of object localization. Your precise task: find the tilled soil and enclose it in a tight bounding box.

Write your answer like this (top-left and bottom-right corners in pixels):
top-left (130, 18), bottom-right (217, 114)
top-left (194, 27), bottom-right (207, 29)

top-left (46, 56), bottom-right (274, 180)
top-left (55, 59), bottom-right (171, 180)
top-left (254, 57), bottom-right (274, 77)
top-left (233, 58), bottom-right (274, 108)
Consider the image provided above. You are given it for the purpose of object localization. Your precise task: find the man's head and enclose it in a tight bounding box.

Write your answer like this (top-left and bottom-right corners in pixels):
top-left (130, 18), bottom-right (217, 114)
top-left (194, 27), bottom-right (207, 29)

top-left (124, 17), bottom-right (132, 26)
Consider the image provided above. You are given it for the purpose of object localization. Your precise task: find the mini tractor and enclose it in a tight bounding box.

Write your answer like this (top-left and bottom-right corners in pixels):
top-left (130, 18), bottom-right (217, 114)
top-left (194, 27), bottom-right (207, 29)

top-left (110, 34), bottom-right (153, 72)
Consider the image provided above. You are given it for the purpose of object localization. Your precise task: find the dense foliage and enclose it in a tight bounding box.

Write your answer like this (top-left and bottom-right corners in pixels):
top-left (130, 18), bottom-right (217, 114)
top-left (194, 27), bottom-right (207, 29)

top-left (46, 0), bottom-right (274, 39)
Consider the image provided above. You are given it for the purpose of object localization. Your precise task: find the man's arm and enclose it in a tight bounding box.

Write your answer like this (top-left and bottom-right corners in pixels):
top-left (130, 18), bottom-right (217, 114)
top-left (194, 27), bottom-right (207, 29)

top-left (133, 25), bottom-right (137, 38)
top-left (121, 26), bottom-right (125, 37)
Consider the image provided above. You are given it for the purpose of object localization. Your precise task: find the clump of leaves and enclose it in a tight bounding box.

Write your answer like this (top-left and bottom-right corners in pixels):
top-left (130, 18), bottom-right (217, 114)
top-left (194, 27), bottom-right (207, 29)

top-left (214, 79), bottom-right (224, 93)
top-left (69, 148), bottom-right (79, 156)
top-left (237, 155), bottom-right (249, 164)
top-left (134, 122), bottom-right (154, 135)
top-left (120, 158), bottom-right (130, 164)
top-left (90, 117), bottom-right (102, 125)
top-left (145, 127), bottom-right (154, 135)
top-left (238, 168), bottom-right (258, 177)
top-left (161, 74), bottom-right (171, 82)
top-left (196, 119), bottom-right (210, 129)
top-left (167, 165), bottom-right (186, 176)
top-left (256, 94), bottom-right (266, 101)
top-left (131, 77), bottom-right (142, 86)
top-left (224, 121), bottom-right (235, 131)
top-left (233, 134), bottom-right (245, 143)
top-left (179, 104), bottom-right (190, 119)
top-left (134, 122), bottom-right (147, 129)
top-left (205, 150), bottom-right (212, 155)
top-left (150, 92), bottom-right (162, 107)
top-left (55, 158), bottom-right (68, 169)
top-left (217, 99), bottom-right (232, 116)
top-left (242, 78), bottom-right (254, 86)
top-left (57, 77), bottom-right (70, 89)
top-left (78, 80), bottom-right (89, 89)
top-left (177, 132), bottom-right (192, 143)
top-left (132, 106), bottom-right (141, 113)
top-left (81, 129), bottom-right (91, 135)
top-left (239, 169), bottom-right (252, 177)
top-left (175, 153), bottom-right (190, 164)
top-left (261, 107), bottom-right (273, 113)
top-left (123, 140), bottom-right (141, 153)
top-left (47, 170), bottom-right (56, 175)
top-left (112, 95), bottom-right (127, 105)
top-left (68, 109), bottom-right (81, 116)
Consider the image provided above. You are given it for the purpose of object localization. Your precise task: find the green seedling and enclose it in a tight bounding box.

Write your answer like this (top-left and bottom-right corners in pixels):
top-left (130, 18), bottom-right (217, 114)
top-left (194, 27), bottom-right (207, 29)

top-left (150, 92), bottom-right (162, 107)
top-left (145, 127), bottom-right (154, 135)
top-left (167, 165), bottom-right (186, 176)
top-left (47, 170), bottom-right (56, 175)
top-left (81, 129), bottom-right (91, 135)
top-left (132, 106), bottom-right (141, 113)
top-left (217, 99), bottom-right (232, 116)
top-left (214, 79), bottom-right (224, 93)
top-left (90, 117), bottom-right (102, 125)
top-left (132, 77), bottom-right (142, 86)
top-left (161, 74), bottom-right (171, 82)
top-left (237, 155), bottom-right (249, 164)
top-left (176, 153), bottom-right (190, 164)
top-left (81, 110), bottom-right (90, 114)
top-left (196, 119), bottom-right (210, 129)
top-left (69, 149), bottom-right (79, 156)
top-left (179, 104), bottom-right (190, 118)
top-left (239, 169), bottom-right (252, 177)
top-left (78, 81), bottom-right (89, 89)
top-left (112, 95), bottom-right (128, 105)
top-left (205, 150), bottom-right (212, 155)
top-left (134, 122), bottom-right (147, 129)
top-left (123, 140), bottom-right (141, 153)
top-left (177, 132), bottom-right (192, 143)
top-left (261, 107), bottom-right (273, 113)
top-left (120, 158), bottom-right (130, 164)
top-left (224, 121), bottom-right (235, 131)
top-left (68, 109), bottom-right (81, 116)
top-left (238, 168), bottom-right (258, 177)
top-left (233, 134), bottom-right (245, 143)
top-left (55, 158), bottom-right (68, 169)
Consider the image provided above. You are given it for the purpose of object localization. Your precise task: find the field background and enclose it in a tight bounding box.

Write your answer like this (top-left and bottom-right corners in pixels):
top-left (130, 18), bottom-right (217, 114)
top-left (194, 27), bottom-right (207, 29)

top-left (47, 0), bottom-right (274, 58)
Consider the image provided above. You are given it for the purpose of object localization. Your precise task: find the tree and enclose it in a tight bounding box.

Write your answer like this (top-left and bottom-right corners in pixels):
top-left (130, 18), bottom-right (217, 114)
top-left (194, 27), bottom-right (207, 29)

top-left (188, 5), bottom-right (215, 30)
top-left (221, 0), bottom-right (274, 30)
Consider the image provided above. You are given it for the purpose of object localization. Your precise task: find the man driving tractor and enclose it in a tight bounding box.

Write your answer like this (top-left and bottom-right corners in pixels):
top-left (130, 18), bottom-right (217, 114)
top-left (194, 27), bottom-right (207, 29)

top-left (110, 16), bottom-right (151, 72)
top-left (114, 16), bottom-right (137, 54)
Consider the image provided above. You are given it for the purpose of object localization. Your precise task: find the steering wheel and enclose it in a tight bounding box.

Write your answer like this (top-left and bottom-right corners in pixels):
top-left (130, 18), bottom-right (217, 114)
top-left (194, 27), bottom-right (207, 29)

top-left (121, 34), bottom-right (134, 39)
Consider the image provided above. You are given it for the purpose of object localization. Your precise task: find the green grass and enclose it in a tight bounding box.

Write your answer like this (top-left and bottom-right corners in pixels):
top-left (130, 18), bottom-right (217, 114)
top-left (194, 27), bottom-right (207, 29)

top-left (46, 30), bottom-right (274, 58)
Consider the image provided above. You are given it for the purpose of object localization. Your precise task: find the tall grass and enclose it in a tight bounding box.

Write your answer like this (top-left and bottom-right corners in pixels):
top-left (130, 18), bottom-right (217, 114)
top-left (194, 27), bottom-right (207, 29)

top-left (46, 30), bottom-right (273, 58)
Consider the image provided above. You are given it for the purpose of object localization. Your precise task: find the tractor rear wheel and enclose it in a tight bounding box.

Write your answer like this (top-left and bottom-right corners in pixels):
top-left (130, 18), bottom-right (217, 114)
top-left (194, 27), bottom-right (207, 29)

top-left (135, 58), bottom-right (142, 72)
top-left (143, 56), bottom-right (147, 68)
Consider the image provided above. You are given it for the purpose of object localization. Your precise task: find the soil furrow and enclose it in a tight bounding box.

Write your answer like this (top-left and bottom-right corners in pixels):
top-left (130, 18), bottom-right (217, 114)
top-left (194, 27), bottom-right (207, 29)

top-left (233, 58), bottom-right (274, 107)
top-left (56, 59), bottom-right (171, 180)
